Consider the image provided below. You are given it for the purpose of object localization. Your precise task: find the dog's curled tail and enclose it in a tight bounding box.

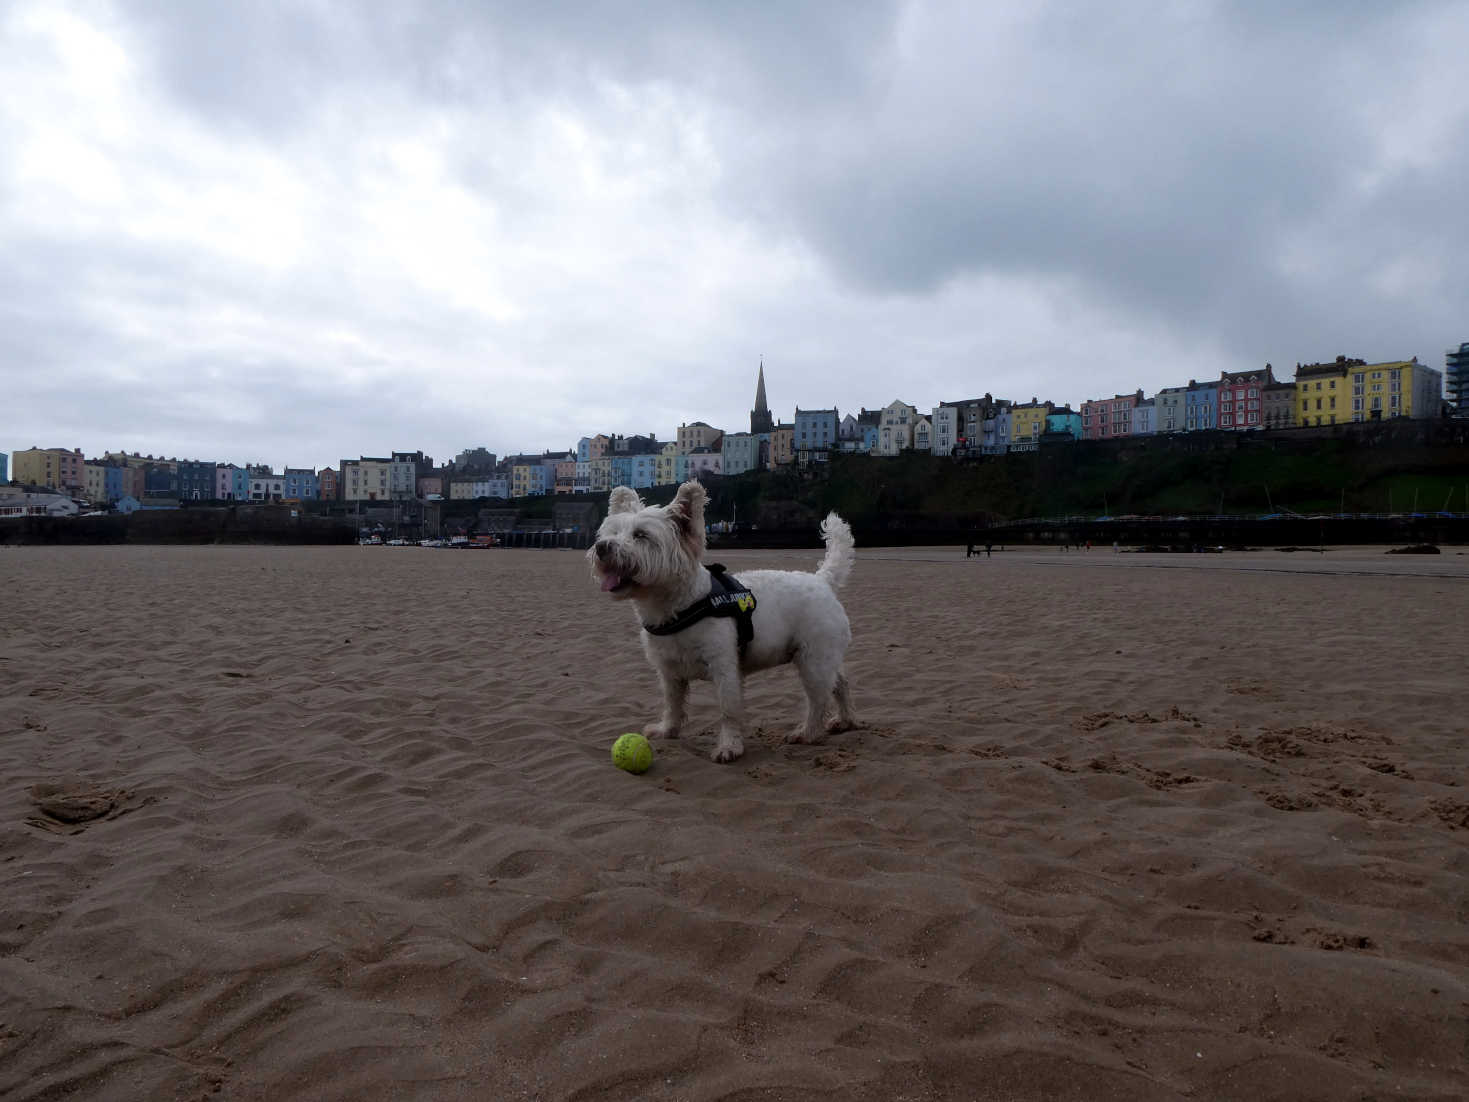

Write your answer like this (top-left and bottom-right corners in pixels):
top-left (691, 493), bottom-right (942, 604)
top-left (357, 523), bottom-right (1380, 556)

top-left (816, 512), bottom-right (855, 590)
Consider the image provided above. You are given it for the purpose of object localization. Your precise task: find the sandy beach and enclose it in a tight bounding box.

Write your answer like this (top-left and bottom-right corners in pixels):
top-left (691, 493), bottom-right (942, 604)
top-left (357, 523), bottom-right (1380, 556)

top-left (2, 542), bottom-right (1466, 1101)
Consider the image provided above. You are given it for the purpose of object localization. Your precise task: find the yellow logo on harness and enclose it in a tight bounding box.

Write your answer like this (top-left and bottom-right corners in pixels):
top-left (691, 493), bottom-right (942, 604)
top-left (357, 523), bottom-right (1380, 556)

top-left (735, 594), bottom-right (755, 613)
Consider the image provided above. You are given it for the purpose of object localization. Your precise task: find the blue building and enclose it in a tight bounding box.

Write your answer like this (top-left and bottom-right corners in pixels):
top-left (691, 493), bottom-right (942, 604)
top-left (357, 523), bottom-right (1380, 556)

top-left (104, 465), bottom-right (125, 503)
top-left (231, 467), bottom-right (253, 501)
top-left (1447, 342), bottom-right (1469, 418)
top-left (144, 465), bottom-right (179, 497)
top-left (794, 407), bottom-right (839, 454)
top-left (1185, 381), bottom-right (1219, 431)
top-left (283, 468), bottom-right (319, 499)
top-left (1132, 398), bottom-right (1156, 436)
top-left (0, 451), bottom-right (7, 483)
top-left (629, 454), bottom-right (656, 488)
top-left (1045, 409), bottom-right (1083, 440)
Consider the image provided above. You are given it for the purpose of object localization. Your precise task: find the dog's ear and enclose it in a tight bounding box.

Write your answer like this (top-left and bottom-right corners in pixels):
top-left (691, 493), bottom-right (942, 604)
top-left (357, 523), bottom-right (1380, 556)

top-left (667, 480), bottom-right (707, 553)
top-left (608, 486), bottom-right (643, 515)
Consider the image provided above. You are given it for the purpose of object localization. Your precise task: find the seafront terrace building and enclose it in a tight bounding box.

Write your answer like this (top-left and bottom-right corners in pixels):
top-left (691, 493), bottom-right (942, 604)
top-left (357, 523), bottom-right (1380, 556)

top-left (1009, 400), bottom-right (1051, 451)
top-left (677, 422), bottom-right (722, 455)
top-left (768, 423), bottom-right (794, 469)
top-left (282, 468), bottom-right (319, 499)
top-left (83, 462), bottom-right (126, 505)
top-left (178, 460), bottom-right (217, 500)
top-left (1045, 408), bottom-right (1083, 440)
top-left (11, 447), bottom-right (85, 493)
top-left (1185, 381), bottom-right (1219, 431)
top-left (1081, 393), bottom-right (1139, 440)
top-left (1295, 357), bottom-right (1356, 427)
top-left (684, 448), bottom-right (723, 478)
top-left (982, 401), bottom-right (1011, 454)
top-left (722, 432), bottom-right (763, 476)
top-left (1448, 343), bottom-right (1469, 418)
top-left (793, 408), bottom-right (839, 457)
top-left (1344, 358), bottom-right (1443, 422)
top-left (1156, 387), bottom-right (1186, 433)
top-left (342, 457), bottom-right (393, 501)
top-left (875, 399), bottom-right (919, 456)
top-left (249, 473), bottom-right (285, 501)
top-left (1262, 382), bottom-right (1296, 429)
top-left (929, 405), bottom-right (959, 456)
top-left (1218, 364), bottom-right (1274, 431)
top-left (1132, 397), bottom-right (1155, 436)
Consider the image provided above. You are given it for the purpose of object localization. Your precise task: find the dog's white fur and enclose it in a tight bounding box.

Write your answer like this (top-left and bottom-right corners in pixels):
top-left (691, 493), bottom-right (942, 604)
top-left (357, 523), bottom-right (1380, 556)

top-left (588, 480), bottom-right (858, 763)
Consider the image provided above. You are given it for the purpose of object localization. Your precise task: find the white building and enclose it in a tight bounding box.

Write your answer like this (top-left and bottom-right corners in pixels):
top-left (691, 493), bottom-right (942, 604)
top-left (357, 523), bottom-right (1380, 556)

top-left (875, 399), bottom-right (918, 455)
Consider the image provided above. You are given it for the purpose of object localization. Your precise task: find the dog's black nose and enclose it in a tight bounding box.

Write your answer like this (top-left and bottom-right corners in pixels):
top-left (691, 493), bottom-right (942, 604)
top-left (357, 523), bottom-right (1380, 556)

top-left (594, 539), bottom-right (611, 560)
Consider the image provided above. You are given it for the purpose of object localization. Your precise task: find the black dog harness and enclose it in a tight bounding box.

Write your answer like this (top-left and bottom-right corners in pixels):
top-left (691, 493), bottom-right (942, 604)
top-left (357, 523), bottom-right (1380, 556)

top-left (642, 564), bottom-right (757, 655)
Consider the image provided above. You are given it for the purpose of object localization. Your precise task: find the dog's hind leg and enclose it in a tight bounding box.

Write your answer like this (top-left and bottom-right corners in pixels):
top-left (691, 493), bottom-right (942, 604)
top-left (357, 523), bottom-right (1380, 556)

top-left (788, 650), bottom-right (842, 744)
top-left (827, 669), bottom-right (858, 733)
top-left (647, 669), bottom-right (688, 740)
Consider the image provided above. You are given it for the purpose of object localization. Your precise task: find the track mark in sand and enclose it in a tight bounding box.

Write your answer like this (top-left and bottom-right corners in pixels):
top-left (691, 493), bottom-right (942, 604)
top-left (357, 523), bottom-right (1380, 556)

top-left (1083, 755), bottom-right (1199, 791)
top-left (1043, 754), bottom-right (1197, 790)
top-left (1228, 731), bottom-right (1307, 761)
top-left (812, 749), bottom-right (858, 773)
top-left (1428, 799), bottom-right (1469, 829)
top-left (1075, 707), bottom-right (1200, 732)
top-left (25, 782), bottom-right (151, 834)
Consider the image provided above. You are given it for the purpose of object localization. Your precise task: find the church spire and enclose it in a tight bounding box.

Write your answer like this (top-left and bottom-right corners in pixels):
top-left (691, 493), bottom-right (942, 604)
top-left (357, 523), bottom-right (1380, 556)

top-left (751, 359), bottom-right (773, 435)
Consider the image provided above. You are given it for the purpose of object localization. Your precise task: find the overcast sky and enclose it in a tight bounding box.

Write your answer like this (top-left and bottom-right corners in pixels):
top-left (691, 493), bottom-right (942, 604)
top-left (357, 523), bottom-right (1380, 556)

top-left (3, 1), bottom-right (1466, 471)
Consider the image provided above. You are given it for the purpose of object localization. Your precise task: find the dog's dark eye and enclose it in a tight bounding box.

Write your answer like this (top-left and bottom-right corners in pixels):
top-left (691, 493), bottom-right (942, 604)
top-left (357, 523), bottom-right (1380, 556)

top-left (633, 529), bottom-right (647, 540)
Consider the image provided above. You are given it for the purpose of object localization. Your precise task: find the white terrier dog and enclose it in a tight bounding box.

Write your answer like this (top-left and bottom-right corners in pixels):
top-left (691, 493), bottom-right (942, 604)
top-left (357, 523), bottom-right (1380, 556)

top-left (588, 480), bottom-right (858, 763)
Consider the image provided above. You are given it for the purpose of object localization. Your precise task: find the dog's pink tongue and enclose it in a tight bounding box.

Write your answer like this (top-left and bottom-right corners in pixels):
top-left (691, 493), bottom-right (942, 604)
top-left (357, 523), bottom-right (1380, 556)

top-left (600, 572), bottom-right (624, 592)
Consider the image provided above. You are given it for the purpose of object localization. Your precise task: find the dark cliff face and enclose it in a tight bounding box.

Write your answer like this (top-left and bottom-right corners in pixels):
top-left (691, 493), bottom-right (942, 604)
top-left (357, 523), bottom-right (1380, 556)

top-left (3, 509), bottom-right (358, 546)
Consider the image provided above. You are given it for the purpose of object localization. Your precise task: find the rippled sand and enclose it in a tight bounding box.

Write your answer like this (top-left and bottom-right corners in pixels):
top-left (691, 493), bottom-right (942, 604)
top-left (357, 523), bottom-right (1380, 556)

top-left (2, 544), bottom-right (1466, 1100)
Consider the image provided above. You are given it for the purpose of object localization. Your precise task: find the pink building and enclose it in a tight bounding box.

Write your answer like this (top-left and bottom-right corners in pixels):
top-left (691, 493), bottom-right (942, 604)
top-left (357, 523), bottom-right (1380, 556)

top-left (1080, 391), bottom-right (1140, 440)
top-left (318, 468), bottom-right (338, 500)
top-left (684, 450), bottom-right (723, 478)
top-left (555, 459), bottom-right (577, 493)
top-left (417, 475), bottom-right (443, 498)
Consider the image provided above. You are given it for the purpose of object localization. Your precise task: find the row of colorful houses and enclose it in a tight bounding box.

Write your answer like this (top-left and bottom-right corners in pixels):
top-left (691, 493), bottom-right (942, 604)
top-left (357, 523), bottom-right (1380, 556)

top-left (5, 353), bottom-right (1455, 507)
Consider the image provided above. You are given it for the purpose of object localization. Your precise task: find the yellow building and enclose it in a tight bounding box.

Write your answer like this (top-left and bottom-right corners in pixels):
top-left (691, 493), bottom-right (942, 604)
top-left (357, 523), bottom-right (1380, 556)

top-left (656, 442), bottom-right (678, 486)
top-left (1346, 358), bottom-right (1444, 421)
top-left (12, 447), bottom-right (85, 492)
top-left (1009, 400), bottom-right (1052, 447)
top-left (1294, 359), bottom-right (1350, 426)
top-left (768, 424), bottom-right (794, 468)
top-left (589, 457), bottom-right (613, 493)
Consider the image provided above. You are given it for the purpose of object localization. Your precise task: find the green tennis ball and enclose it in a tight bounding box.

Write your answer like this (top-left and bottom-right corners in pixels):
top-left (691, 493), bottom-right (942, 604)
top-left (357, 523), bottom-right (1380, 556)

top-left (611, 732), bottom-right (654, 774)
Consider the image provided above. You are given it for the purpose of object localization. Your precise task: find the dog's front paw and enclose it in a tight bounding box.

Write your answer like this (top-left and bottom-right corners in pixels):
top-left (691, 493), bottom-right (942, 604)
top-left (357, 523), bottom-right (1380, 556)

top-left (711, 738), bottom-right (744, 763)
top-left (785, 728), bottom-right (825, 745)
top-left (824, 715), bottom-right (858, 734)
top-left (646, 722), bottom-right (680, 740)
